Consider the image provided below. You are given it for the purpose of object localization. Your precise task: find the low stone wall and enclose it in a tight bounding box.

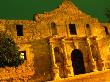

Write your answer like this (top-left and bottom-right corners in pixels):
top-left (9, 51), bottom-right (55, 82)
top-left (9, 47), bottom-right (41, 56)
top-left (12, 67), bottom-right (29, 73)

top-left (48, 70), bottom-right (110, 82)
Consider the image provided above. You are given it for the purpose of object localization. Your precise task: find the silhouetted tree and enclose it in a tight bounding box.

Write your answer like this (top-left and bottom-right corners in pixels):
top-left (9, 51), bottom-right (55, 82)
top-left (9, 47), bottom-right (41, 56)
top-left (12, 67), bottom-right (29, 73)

top-left (0, 33), bottom-right (22, 67)
top-left (105, 8), bottom-right (110, 22)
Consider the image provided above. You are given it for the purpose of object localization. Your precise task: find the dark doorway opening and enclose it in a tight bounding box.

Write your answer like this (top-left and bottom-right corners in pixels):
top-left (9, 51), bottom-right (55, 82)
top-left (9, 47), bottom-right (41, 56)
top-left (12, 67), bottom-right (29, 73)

top-left (71, 49), bottom-right (85, 75)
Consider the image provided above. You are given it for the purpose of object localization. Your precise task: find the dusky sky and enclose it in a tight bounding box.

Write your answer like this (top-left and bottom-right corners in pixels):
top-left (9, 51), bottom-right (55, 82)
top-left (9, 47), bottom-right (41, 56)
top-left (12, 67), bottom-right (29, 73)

top-left (0, 0), bottom-right (110, 22)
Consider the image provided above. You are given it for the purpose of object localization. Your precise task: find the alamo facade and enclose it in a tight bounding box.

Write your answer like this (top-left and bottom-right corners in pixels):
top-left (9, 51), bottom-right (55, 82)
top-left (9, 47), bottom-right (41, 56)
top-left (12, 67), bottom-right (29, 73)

top-left (0, 0), bottom-right (110, 82)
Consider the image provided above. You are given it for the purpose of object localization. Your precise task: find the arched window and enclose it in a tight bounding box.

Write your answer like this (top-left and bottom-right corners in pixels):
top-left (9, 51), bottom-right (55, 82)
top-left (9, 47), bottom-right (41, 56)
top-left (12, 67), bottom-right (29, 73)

top-left (104, 26), bottom-right (109, 35)
top-left (86, 24), bottom-right (90, 28)
top-left (51, 22), bottom-right (57, 35)
top-left (85, 24), bottom-right (91, 36)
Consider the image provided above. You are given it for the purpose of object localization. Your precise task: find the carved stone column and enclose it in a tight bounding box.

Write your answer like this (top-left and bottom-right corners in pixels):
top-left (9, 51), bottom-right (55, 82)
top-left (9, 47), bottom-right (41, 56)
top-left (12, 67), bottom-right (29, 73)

top-left (49, 42), bottom-right (60, 80)
top-left (87, 37), bottom-right (97, 72)
top-left (61, 39), bottom-right (74, 78)
top-left (96, 59), bottom-right (104, 71)
top-left (92, 59), bottom-right (98, 71)
top-left (88, 36), bottom-right (104, 71)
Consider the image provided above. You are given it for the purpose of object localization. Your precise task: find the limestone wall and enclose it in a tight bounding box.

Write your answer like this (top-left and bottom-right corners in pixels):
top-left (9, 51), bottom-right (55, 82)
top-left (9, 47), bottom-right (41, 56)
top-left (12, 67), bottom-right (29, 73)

top-left (0, 18), bottom-right (108, 81)
top-left (0, 1), bottom-right (110, 81)
top-left (29, 38), bottom-right (52, 81)
top-left (0, 20), bottom-right (52, 81)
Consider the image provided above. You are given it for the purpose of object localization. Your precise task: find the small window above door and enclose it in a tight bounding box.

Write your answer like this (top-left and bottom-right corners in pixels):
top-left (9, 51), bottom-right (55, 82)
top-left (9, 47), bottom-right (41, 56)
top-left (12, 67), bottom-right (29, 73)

top-left (69, 24), bottom-right (77, 35)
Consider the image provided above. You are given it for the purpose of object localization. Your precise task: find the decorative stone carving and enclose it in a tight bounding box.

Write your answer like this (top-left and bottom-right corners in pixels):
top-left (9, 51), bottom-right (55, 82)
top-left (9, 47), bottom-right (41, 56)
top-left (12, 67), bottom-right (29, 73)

top-left (49, 40), bottom-right (60, 80)
top-left (88, 36), bottom-right (104, 71)
top-left (61, 39), bottom-right (74, 77)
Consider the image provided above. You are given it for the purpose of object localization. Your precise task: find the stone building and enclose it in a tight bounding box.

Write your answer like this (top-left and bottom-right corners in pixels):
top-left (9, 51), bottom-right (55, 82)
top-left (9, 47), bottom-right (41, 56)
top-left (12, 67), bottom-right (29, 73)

top-left (0, 0), bottom-right (110, 81)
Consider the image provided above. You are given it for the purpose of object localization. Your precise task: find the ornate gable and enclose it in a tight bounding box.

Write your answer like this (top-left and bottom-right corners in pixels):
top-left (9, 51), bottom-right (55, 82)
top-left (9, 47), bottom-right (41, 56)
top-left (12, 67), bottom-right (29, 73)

top-left (34, 1), bottom-right (98, 23)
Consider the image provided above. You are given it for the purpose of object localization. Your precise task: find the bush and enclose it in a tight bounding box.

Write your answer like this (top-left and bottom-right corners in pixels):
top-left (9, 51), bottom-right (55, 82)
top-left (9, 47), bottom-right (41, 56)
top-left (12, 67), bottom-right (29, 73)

top-left (0, 33), bottom-right (22, 67)
top-left (105, 8), bottom-right (110, 22)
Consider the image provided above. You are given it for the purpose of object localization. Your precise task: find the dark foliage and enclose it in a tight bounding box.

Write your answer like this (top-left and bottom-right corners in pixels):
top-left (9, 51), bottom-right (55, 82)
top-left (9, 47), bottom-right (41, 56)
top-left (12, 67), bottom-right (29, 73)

top-left (105, 8), bottom-right (110, 22)
top-left (0, 33), bottom-right (23, 67)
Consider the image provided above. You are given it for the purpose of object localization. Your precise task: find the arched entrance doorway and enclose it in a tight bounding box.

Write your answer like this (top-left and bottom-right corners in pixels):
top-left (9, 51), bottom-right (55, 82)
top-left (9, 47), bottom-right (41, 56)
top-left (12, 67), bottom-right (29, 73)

top-left (71, 49), bottom-right (85, 75)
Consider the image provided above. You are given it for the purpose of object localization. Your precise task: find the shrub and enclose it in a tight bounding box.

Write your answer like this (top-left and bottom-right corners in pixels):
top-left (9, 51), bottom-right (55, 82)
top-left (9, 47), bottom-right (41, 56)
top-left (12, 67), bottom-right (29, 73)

top-left (0, 33), bottom-right (22, 67)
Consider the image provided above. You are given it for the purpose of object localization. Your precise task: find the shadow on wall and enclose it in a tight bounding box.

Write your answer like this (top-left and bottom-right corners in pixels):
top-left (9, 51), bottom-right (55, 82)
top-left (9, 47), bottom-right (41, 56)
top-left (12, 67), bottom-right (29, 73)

top-left (29, 38), bottom-right (52, 81)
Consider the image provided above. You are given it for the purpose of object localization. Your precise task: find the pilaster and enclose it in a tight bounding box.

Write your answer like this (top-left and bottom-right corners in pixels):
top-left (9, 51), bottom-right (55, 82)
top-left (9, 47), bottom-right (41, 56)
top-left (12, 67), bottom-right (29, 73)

top-left (88, 36), bottom-right (104, 71)
top-left (49, 40), bottom-right (60, 80)
top-left (61, 39), bottom-right (74, 77)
